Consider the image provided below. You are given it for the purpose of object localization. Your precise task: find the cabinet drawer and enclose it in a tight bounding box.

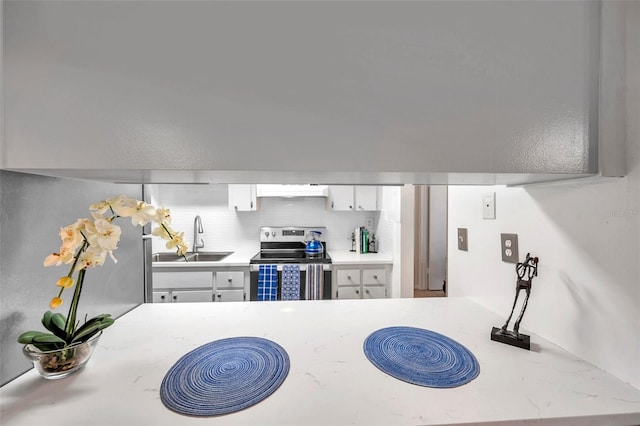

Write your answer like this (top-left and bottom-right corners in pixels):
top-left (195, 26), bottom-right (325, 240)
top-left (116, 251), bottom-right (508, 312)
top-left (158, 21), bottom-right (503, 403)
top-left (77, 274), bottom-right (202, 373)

top-left (336, 269), bottom-right (361, 285)
top-left (215, 289), bottom-right (245, 302)
top-left (172, 290), bottom-right (213, 303)
top-left (215, 271), bottom-right (245, 289)
top-left (363, 285), bottom-right (386, 299)
top-left (153, 271), bottom-right (212, 289)
top-left (153, 291), bottom-right (170, 303)
top-left (362, 269), bottom-right (386, 285)
top-left (336, 286), bottom-right (361, 300)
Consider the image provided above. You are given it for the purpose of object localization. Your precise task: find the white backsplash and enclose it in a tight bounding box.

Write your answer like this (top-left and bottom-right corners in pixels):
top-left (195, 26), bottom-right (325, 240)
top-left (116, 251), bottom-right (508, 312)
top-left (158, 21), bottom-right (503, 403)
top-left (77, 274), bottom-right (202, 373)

top-left (147, 184), bottom-right (395, 255)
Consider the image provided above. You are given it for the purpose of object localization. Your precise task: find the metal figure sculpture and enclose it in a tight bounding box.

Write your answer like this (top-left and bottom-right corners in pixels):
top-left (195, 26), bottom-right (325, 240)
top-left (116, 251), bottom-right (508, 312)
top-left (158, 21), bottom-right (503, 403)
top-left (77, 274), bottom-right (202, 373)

top-left (491, 253), bottom-right (539, 350)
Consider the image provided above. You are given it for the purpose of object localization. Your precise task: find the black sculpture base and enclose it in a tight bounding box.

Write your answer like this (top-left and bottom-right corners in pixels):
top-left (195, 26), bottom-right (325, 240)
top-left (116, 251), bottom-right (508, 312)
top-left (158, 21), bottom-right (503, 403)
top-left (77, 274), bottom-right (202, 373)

top-left (491, 327), bottom-right (530, 350)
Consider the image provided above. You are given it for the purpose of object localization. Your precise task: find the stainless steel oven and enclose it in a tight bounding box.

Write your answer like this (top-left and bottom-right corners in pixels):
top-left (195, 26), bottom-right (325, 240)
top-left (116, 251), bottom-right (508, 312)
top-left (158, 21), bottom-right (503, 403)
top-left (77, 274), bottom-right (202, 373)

top-left (249, 226), bottom-right (332, 301)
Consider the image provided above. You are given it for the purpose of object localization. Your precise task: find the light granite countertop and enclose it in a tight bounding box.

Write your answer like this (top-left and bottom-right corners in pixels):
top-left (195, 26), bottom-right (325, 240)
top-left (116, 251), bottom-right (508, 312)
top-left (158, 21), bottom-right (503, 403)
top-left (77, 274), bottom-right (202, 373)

top-left (2, 298), bottom-right (638, 425)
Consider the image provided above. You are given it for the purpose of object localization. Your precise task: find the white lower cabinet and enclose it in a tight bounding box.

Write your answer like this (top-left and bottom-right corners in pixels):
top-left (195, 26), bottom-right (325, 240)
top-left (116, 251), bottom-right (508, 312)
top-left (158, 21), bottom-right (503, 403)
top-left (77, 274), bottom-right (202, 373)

top-left (152, 268), bottom-right (249, 303)
top-left (215, 289), bottom-right (245, 302)
top-left (334, 265), bottom-right (388, 300)
top-left (152, 271), bottom-right (213, 303)
top-left (153, 291), bottom-right (171, 303)
top-left (172, 290), bottom-right (213, 303)
top-left (213, 269), bottom-right (248, 302)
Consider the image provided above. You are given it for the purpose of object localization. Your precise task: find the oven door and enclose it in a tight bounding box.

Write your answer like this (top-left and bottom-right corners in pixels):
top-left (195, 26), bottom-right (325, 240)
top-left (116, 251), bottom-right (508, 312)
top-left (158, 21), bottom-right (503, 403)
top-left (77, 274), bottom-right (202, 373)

top-left (249, 264), bottom-right (332, 301)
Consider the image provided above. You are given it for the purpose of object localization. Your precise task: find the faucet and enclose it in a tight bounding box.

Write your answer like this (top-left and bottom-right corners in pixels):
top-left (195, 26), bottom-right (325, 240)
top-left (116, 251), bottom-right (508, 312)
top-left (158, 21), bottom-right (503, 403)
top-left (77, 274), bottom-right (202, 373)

top-left (192, 215), bottom-right (205, 253)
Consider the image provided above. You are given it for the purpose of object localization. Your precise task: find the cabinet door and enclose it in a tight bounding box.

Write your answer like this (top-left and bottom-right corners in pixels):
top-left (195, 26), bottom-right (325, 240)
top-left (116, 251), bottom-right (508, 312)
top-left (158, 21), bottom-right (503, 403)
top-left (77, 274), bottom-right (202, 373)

top-left (336, 286), bottom-right (361, 300)
top-left (228, 184), bottom-right (258, 211)
top-left (336, 269), bottom-right (361, 285)
top-left (355, 186), bottom-right (377, 211)
top-left (215, 271), bottom-right (245, 289)
top-left (215, 289), bottom-right (245, 302)
top-left (152, 271), bottom-right (213, 290)
top-left (172, 290), bottom-right (213, 303)
top-left (362, 269), bottom-right (386, 285)
top-left (327, 186), bottom-right (354, 211)
top-left (363, 285), bottom-right (386, 299)
top-left (153, 291), bottom-right (171, 303)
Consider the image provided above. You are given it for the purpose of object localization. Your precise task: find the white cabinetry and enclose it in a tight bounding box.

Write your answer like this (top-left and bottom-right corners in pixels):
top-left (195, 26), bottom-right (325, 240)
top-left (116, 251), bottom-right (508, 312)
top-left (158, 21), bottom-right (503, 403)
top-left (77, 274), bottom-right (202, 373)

top-left (153, 268), bottom-right (249, 303)
top-left (228, 184), bottom-right (259, 211)
top-left (213, 270), bottom-right (247, 302)
top-left (327, 186), bottom-right (378, 211)
top-left (334, 265), bottom-right (388, 300)
top-left (152, 271), bottom-right (213, 303)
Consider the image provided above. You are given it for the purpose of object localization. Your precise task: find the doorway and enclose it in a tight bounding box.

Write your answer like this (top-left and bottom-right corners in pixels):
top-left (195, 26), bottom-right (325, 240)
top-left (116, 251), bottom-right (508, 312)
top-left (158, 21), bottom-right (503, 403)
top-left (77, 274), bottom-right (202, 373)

top-left (413, 185), bottom-right (447, 298)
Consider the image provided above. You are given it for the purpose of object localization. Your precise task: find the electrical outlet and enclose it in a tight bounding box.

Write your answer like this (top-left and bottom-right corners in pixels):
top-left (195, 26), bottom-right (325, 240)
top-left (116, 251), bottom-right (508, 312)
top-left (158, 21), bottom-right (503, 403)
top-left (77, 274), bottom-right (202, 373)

top-left (365, 216), bottom-right (374, 229)
top-left (458, 228), bottom-right (468, 251)
top-left (483, 192), bottom-right (496, 220)
top-left (500, 233), bottom-right (519, 263)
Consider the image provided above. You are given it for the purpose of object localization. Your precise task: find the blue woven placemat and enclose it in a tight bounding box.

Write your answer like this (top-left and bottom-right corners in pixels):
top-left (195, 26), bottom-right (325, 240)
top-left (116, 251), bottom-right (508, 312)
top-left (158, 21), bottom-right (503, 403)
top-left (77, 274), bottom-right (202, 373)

top-left (160, 337), bottom-right (290, 416)
top-left (363, 326), bottom-right (480, 388)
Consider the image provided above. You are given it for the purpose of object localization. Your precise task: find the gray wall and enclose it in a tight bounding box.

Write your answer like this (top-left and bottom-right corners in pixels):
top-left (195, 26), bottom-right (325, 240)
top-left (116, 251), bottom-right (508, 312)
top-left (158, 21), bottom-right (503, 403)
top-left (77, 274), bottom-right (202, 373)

top-left (0, 171), bottom-right (143, 385)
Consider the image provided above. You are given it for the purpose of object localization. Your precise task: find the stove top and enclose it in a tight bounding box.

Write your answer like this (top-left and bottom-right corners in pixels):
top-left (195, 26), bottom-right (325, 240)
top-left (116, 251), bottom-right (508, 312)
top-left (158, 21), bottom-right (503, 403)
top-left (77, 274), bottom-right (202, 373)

top-left (250, 226), bottom-right (331, 265)
top-left (250, 249), bottom-right (332, 264)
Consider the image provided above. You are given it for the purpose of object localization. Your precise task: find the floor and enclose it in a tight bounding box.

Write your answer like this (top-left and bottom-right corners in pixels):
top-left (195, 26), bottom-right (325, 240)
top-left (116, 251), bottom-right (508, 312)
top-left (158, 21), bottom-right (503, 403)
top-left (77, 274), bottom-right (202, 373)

top-left (414, 289), bottom-right (446, 298)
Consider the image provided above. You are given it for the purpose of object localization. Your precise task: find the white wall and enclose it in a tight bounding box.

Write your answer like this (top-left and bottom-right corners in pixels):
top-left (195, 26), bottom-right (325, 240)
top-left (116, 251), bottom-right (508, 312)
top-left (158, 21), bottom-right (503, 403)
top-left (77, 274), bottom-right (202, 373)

top-left (147, 184), bottom-right (393, 256)
top-left (448, 2), bottom-right (639, 388)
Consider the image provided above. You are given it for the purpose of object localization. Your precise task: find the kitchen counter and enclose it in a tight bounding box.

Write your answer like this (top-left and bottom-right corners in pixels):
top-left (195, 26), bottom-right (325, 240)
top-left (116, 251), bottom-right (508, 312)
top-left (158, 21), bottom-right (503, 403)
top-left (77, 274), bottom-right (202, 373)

top-left (329, 250), bottom-right (393, 265)
top-left (2, 298), bottom-right (639, 426)
top-left (150, 249), bottom-right (392, 269)
top-left (151, 249), bottom-right (255, 269)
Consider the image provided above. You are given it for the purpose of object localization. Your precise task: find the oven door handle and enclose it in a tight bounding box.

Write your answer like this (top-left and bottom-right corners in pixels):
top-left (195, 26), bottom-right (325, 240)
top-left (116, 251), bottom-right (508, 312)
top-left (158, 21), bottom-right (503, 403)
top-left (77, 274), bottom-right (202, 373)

top-left (249, 264), bottom-right (332, 272)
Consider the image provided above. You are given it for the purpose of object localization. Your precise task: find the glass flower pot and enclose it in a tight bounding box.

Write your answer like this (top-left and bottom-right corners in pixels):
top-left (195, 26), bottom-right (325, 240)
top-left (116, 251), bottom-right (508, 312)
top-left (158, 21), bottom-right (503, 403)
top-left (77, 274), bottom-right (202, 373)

top-left (22, 331), bottom-right (102, 379)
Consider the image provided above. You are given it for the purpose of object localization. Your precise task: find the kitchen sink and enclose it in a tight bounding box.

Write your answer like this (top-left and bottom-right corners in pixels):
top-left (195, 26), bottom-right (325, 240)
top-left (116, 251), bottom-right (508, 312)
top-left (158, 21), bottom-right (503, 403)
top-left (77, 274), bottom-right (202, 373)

top-left (152, 251), bottom-right (233, 262)
top-left (189, 252), bottom-right (233, 262)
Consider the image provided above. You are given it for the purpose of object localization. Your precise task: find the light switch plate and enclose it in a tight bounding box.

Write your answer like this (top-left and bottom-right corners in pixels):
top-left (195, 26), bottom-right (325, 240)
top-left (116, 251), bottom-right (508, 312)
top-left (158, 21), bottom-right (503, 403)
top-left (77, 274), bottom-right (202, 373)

top-left (483, 192), bottom-right (496, 220)
top-left (458, 228), bottom-right (468, 251)
top-left (500, 233), bottom-right (519, 263)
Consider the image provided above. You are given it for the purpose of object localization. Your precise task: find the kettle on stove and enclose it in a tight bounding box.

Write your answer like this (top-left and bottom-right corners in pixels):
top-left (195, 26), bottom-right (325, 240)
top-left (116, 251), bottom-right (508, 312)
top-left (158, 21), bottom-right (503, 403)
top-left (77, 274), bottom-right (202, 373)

top-left (303, 230), bottom-right (324, 258)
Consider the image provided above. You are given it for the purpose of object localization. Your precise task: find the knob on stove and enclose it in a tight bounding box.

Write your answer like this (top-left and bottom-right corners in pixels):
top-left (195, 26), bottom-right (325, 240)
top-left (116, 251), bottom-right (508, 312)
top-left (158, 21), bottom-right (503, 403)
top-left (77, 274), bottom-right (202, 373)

top-left (264, 231), bottom-right (269, 238)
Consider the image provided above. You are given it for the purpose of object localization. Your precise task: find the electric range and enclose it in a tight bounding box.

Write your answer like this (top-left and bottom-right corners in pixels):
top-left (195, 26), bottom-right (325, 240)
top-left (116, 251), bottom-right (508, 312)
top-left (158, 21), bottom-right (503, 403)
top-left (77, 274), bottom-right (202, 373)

top-left (249, 226), bottom-right (332, 300)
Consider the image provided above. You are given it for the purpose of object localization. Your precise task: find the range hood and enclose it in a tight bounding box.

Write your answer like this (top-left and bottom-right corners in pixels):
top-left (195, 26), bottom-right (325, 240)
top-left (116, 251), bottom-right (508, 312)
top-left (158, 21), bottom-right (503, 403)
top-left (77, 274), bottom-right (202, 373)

top-left (256, 184), bottom-right (329, 198)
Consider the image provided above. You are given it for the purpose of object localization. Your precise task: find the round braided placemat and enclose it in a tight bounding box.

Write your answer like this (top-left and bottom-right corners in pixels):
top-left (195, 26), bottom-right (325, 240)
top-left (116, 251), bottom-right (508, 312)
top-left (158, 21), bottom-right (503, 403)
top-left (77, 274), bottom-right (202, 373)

top-left (363, 326), bottom-right (479, 388)
top-left (160, 336), bottom-right (290, 416)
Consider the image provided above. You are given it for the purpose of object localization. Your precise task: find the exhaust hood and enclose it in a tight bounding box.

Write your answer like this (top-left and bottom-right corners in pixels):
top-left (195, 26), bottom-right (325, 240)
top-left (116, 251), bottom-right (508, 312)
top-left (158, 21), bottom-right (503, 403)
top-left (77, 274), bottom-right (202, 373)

top-left (256, 184), bottom-right (329, 198)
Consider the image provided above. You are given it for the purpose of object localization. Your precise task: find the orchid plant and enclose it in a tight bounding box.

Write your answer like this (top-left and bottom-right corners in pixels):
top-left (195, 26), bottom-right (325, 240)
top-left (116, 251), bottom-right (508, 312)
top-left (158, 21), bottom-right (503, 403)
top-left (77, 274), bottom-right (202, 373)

top-left (18, 195), bottom-right (188, 352)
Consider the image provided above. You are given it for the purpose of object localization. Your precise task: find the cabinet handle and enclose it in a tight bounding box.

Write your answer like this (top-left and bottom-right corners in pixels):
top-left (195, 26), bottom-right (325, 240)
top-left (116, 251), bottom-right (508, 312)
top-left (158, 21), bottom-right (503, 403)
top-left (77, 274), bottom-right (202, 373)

top-left (349, 205), bottom-right (353, 209)
top-left (160, 295), bottom-right (165, 300)
top-left (358, 205), bottom-right (362, 209)
top-left (347, 275), bottom-right (351, 280)
top-left (366, 289), bottom-right (370, 294)
top-left (217, 294), bottom-right (221, 299)
top-left (356, 289), bottom-right (360, 294)
top-left (373, 275), bottom-right (378, 280)
top-left (250, 201), bottom-right (254, 208)
top-left (228, 278), bottom-right (232, 283)
top-left (173, 295), bottom-right (177, 301)
top-left (331, 201), bottom-right (335, 208)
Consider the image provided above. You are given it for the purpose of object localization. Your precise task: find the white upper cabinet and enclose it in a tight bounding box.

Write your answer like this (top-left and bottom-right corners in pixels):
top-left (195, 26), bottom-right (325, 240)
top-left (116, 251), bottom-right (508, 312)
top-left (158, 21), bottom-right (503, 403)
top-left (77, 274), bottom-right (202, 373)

top-left (355, 186), bottom-right (378, 211)
top-left (327, 186), bottom-right (356, 211)
top-left (328, 186), bottom-right (378, 211)
top-left (228, 184), bottom-right (259, 211)
top-left (3, 1), bottom-right (624, 185)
